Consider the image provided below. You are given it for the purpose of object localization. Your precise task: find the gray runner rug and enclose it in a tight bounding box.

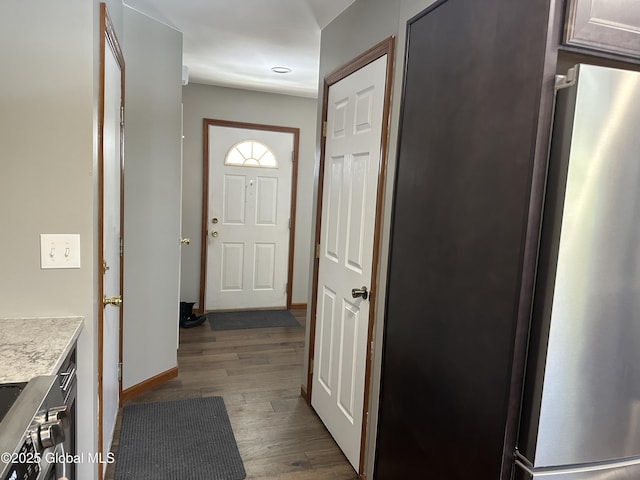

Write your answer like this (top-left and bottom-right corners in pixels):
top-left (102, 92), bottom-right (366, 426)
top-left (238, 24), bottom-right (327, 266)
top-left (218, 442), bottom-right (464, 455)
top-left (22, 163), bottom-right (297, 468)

top-left (207, 309), bottom-right (300, 330)
top-left (114, 396), bottom-right (246, 480)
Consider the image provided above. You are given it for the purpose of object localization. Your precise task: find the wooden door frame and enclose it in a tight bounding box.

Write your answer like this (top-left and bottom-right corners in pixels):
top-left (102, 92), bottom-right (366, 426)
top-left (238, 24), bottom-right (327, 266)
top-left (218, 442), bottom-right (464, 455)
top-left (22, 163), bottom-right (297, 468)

top-left (306, 36), bottom-right (395, 477)
top-left (198, 119), bottom-right (300, 313)
top-left (97, 4), bottom-right (125, 480)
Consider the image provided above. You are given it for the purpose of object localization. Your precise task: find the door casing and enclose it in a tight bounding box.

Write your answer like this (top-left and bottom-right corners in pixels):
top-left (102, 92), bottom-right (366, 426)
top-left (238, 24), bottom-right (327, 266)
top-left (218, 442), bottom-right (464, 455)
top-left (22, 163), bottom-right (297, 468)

top-left (97, 4), bottom-right (125, 480)
top-left (306, 36), bottom-right (395, 476)
top-left (199, 119), bottom-right (300, 313)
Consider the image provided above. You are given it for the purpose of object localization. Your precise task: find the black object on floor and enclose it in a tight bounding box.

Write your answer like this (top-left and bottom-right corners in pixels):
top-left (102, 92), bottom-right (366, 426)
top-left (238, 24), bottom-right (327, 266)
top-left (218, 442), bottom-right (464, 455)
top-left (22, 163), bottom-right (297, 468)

top-left (179, 301), bottom-right (207, 328)
top-left (114, 397), bottom-right (246, 480)
top-left (207, 309), bottom-right (300, 331)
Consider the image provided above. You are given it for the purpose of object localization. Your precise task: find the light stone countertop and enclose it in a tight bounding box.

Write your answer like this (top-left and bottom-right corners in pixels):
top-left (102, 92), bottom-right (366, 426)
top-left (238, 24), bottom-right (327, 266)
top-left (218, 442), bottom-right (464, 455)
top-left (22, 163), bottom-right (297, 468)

top-left (0, 317), bottom-right (84, 384)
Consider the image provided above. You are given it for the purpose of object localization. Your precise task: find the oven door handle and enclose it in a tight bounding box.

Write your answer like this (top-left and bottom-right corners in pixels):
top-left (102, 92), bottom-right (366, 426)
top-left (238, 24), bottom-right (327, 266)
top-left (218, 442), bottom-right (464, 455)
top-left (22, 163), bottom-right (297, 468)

top-left (60, 366), bottom-right (76, 394)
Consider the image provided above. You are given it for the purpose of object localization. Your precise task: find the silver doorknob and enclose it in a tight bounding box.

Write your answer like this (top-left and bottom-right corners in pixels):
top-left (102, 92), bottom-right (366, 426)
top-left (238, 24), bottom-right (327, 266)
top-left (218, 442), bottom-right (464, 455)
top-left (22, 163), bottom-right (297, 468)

top-left (211, 231), bottom-right (218, 237)
top-left (351, 286), bottom-right (368, 300)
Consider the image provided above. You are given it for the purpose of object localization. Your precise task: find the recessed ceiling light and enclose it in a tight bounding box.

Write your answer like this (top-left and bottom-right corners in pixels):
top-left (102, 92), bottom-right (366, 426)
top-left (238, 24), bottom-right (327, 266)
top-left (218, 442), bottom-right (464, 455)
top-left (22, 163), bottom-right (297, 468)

top-left (271, 66), bottom-right (292, 74)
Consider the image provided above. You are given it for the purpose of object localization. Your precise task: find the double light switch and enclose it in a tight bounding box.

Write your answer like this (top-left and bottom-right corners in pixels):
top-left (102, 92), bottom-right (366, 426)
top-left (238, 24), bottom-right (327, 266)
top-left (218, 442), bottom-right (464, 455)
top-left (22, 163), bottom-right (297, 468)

top-left (40, 234), bottom-right (81, 269)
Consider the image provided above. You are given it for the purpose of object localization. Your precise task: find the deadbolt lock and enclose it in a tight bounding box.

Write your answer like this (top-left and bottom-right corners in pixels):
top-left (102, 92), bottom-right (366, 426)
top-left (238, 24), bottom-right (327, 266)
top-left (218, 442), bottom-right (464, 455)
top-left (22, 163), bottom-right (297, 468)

top-left (212, 218), bottom-right (219, 224)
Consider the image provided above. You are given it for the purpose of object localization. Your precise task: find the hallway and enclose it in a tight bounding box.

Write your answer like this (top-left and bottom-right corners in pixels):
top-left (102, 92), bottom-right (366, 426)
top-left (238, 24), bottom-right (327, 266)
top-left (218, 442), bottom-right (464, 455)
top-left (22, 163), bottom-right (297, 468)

top-left (105, 309), bottom-right (358, 479)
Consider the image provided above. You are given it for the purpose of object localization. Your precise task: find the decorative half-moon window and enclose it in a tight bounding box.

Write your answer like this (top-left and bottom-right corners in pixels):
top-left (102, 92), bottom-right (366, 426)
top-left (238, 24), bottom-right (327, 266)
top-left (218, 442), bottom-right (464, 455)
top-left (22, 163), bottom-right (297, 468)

top-left (224, 140), bottom-right (278, 168)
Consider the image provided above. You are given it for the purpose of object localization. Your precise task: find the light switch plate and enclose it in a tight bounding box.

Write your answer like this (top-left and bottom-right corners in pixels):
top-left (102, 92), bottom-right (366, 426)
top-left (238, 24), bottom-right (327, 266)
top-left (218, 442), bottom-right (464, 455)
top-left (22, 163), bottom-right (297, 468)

top-left (40, 234), bottom-right (81, 269)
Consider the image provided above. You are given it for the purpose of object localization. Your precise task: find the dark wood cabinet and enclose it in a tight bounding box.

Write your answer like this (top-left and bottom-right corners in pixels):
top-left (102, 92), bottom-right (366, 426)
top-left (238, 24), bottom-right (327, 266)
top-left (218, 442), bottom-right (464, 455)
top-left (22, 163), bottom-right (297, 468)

top-left (374, 1), bottom-right (640, 479)
top-left (565, 0), bottom-right (640, 59)
top-left (373, 0), bottom-right (559, 478)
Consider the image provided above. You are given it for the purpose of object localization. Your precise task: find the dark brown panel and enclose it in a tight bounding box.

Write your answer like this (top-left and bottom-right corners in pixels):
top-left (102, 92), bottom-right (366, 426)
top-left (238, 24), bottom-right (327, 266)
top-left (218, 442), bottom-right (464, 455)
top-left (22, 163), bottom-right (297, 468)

top-left (375, 0), bottom-right (553, 478)
top-left (557, 48), bottom-right (640, 73)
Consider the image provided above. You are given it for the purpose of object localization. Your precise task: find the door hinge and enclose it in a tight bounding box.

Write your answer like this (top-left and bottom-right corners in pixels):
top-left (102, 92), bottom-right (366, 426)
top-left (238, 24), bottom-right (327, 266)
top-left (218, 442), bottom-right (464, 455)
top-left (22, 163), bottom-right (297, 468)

top-left (120, 105), bottom-right (125, 127)
top-left (370, 340), bottom-right (374, 361)
top-left (289, 218), bottom-right (291, 229)
top-left (315, 243), bottom-right (321, 259)
top-left (117, 362), bottom-right (122, 381)
top-left (119, 237), bottom-right (124, 256)
top-left (322, 120), bottom-right (327, 137)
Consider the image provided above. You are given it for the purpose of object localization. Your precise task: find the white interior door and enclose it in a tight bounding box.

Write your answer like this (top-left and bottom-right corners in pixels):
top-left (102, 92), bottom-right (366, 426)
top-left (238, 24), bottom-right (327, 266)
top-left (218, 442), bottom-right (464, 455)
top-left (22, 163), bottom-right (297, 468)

top-left (101, 26), bottom-right (123, 468)
top-left (205, 126), bottom-right (293, 311)
top-left (311, 55), bottom-right (388, 470)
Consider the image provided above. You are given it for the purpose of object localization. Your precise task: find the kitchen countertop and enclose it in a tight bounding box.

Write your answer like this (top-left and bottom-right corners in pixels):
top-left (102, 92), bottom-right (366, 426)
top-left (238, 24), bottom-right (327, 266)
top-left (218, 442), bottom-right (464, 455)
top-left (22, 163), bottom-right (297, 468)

top-left (0, 317), bottom-right (83, 384)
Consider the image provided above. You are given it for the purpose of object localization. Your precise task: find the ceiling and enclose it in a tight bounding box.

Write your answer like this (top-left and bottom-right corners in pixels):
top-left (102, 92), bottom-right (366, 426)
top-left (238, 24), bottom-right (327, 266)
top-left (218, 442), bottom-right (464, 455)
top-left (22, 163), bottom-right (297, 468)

top-left (123, 0), bottom-right (357, 98)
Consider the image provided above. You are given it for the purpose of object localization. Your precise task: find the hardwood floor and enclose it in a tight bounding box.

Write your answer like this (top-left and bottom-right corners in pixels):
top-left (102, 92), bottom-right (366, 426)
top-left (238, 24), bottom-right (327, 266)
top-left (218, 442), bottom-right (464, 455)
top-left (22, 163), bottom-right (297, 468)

top-left (104, 309), bottom-right (358, 480)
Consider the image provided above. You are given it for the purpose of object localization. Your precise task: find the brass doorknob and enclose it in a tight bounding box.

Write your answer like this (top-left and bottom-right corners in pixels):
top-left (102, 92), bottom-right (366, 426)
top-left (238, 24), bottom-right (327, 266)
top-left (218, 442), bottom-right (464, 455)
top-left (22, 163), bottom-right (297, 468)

top-left (211, 231), bottom-right (219, 238)
top-left (103, 295), bottom-right (123, 308)
top-left (180, 237), bottom-right (191, 245)
top-left (351, 286), bottom-right (368, 300)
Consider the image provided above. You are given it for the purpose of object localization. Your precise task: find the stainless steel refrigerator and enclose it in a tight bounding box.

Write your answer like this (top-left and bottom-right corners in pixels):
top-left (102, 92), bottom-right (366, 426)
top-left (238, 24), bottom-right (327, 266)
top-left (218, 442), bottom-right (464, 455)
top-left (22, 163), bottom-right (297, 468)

top-left (514, 63), bottom-right (640, 479)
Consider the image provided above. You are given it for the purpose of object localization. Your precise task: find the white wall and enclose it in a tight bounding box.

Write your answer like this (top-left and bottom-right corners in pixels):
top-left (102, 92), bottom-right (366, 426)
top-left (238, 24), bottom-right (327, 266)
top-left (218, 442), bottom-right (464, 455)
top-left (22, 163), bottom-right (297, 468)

top-left (309, 0), bottom-right (437, 477)
top-left (0, 2), bottom-right (122, 479)
top-left (180, 83), bottom-right (317, 306)
top-left (122, 6), bottom-right (182, 389)
top-left (0, 1), bottom-right (94, 318)
top-left (0, 2), bottom-right (183, 478)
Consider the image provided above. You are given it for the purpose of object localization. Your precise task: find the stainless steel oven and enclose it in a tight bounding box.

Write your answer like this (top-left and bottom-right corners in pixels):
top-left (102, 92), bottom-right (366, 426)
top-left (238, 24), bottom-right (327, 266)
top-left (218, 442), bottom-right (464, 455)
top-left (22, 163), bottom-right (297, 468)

top-left (0, 375), bottom-right (73, 480)
top-left (57, 352), bottom-right (76, 480)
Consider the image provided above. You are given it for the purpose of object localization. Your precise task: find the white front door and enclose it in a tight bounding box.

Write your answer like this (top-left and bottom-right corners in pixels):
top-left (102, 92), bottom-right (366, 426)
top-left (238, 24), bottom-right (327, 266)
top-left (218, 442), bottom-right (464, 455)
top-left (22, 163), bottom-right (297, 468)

top-left (205, 126), bottom-right (293, 310)
top-left (99, 6), bottom-right (124, 475)
top-left (311, 54), bottom-right (388, 470)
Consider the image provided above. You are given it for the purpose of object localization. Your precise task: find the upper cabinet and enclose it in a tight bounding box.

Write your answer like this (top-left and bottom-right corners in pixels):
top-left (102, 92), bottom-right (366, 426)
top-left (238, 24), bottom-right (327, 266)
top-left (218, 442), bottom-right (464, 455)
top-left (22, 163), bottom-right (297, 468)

top-left (564, 0), bottom-right (640, 59)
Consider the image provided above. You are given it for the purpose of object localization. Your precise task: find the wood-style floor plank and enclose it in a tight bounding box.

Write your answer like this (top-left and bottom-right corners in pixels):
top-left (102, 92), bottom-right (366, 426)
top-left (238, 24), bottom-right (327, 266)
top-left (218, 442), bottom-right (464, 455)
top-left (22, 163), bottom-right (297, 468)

top-left (104, 309), bottom-right (358, 480)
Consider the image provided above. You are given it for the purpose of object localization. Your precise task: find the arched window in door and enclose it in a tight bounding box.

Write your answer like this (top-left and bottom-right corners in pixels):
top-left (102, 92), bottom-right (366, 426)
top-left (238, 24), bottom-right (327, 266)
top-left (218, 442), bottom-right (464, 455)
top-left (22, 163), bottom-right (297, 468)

top-left (225, 140), bottom-right (278, 168)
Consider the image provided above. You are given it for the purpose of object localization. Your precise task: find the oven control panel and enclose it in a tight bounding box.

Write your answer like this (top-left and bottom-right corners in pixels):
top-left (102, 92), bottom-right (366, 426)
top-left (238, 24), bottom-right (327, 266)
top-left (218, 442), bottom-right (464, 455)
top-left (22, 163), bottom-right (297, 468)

top-left (2, 437), bottom-right (40, 480)
top-left (0, 376), bottom-right (67, 480)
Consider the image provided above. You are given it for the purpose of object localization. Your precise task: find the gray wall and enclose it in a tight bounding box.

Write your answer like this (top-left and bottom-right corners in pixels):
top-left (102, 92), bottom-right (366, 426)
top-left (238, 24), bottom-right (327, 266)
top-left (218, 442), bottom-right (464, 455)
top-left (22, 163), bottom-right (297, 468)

top-left (307, 0), bottom-right (437, 476)
top-left (122, 6), bottom-right (183, 389)
top-left (181, 83), bottom-right (317, 306)
top-left (0, 3), bottom-right (182, 479)
top-left (0, 2), bottom-right (122, 479)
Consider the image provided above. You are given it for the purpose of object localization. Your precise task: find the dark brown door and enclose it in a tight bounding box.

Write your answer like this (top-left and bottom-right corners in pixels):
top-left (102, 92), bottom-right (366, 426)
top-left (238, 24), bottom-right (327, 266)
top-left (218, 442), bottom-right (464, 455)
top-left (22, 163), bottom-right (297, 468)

top-left (374, 0), bottom-right (554, 478)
